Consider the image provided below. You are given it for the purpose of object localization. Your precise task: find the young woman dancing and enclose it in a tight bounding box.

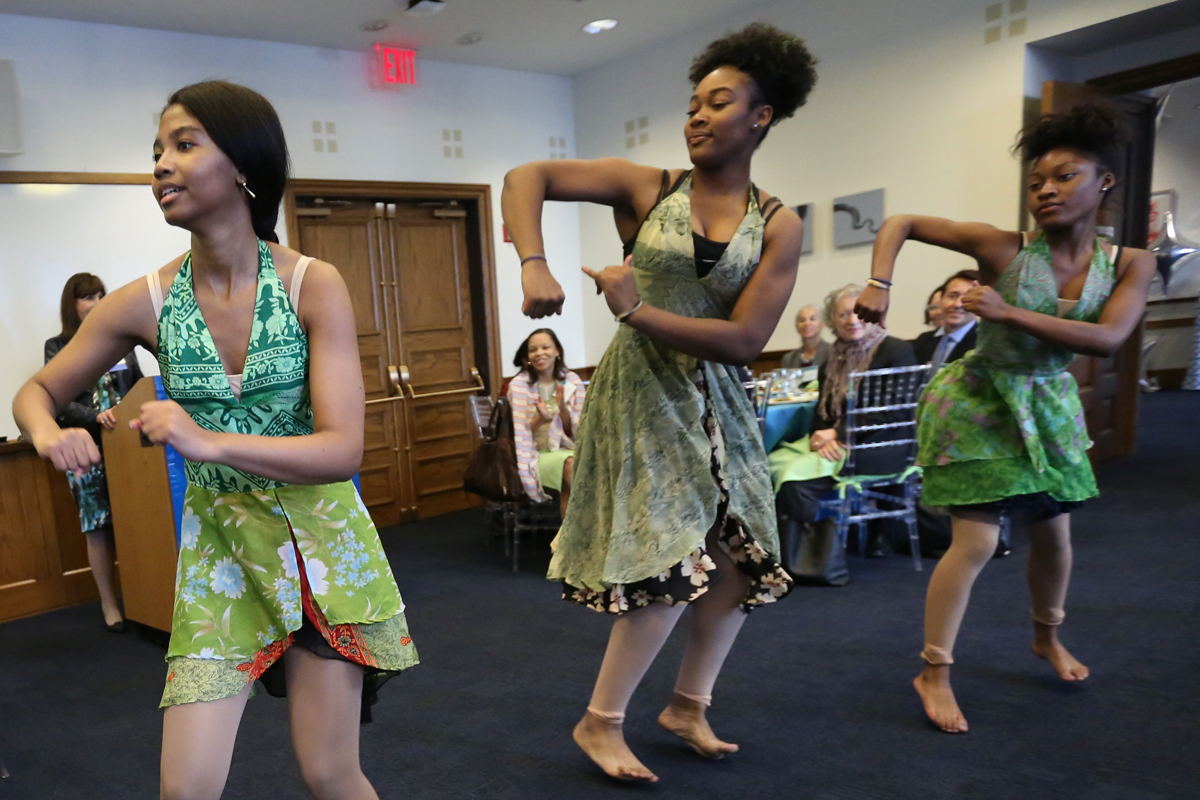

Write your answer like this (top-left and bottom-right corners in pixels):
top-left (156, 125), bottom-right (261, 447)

top-left (13, 81), bottom-right (417, 799)
top-left (856, 102), bottom-right (1155, 733)
top-left (502, 23), bottom-right (815, 781)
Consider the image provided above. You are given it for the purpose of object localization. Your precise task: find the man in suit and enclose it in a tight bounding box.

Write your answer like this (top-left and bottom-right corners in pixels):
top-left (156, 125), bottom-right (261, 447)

top-left (910, 269), bottom-right (1011, 557)
top-left (912, 270), bottom-right (980, 370)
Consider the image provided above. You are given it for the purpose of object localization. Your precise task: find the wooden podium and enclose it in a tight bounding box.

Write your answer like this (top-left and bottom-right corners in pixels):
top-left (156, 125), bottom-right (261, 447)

top-left (102, 377), bottom-right (179, 633)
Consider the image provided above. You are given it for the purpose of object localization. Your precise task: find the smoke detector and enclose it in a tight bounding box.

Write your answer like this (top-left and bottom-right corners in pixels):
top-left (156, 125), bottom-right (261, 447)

top-left (406, 0), bottom-right (446, 17)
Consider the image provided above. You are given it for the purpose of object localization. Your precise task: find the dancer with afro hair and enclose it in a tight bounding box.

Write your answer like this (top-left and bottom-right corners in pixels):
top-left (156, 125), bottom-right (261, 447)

top-left (502, 23), bottom-right (816, 781)
top-left (856, 101), bottom-right (1156, 733)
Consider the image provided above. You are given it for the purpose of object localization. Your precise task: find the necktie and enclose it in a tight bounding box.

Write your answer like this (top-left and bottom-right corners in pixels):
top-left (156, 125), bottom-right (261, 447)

top-left (930, 334), bottom-right (954, 372)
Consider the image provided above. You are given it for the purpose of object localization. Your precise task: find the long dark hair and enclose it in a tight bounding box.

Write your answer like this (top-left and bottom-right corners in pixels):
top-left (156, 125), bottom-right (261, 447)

top-left (165, 81), bottom-right (290, 243)
top-left (513, 328), bottom-right (567, 381)
top-left (59, 272), bottom-right (106, 340)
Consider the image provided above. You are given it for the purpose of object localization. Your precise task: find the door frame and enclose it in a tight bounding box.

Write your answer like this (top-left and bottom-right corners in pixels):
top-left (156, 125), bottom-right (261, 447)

top-left (284, 179), bottom-right (503, 397)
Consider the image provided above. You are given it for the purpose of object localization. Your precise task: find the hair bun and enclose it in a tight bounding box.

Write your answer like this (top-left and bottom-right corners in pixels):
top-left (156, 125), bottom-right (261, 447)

top-left (689, 23), bottom-right (818, 127)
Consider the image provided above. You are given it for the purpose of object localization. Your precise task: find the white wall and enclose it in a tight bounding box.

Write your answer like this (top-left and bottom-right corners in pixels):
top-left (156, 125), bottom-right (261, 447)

top-left (572, 0), bottom-right (1175, 364)
top-left (0, 13), bottom-right (582, 438)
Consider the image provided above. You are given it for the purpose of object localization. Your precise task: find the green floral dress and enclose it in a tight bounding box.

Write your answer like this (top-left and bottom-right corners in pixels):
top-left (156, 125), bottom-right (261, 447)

top-left (63, 373), bottom-right (120, 533)
top-left (552, 172), bottom-right (793, 613)
top-left (916, 232), bottom-right (1116, 511)
top-left (157, 240), bottom-right (417, 708)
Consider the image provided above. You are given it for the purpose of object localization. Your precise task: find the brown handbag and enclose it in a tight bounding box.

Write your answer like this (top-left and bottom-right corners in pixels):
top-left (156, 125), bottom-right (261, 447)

top-left (462, 397), bottom-right (526, 502)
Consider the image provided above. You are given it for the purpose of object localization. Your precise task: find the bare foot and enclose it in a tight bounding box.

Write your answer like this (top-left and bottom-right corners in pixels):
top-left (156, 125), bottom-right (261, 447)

top-left (658, 694), bottom-right (739, 760)
top-left (1031, 624), bottom-right (1089, 681)
top-left (572, 713), bottom-right (658, 782)
top-left (913, 665), bottom-right (968, 733)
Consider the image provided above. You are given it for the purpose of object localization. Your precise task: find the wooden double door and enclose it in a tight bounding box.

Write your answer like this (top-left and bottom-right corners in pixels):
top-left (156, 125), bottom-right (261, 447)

top-left (295, 198), bottom-right (486, 527)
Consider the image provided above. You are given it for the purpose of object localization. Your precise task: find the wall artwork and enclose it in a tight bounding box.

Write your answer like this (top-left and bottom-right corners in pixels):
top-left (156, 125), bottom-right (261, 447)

top-left (833, 189), bottom-right (885, 248)
top-left (1148, 189), bottom-right (1177, 246)
top-left (792, 204), bottom-right (814, 255)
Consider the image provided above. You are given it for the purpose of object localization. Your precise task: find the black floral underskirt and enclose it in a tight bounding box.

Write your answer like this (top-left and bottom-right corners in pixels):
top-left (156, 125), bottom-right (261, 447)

top-left (563, 371), bottom-right (794, 615)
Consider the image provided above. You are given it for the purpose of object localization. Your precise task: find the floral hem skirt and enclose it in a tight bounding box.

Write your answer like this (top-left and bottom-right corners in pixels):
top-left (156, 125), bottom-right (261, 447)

top-left (161, 539), bottom-right (417, 721)
top-left (563, 370), bottom-right (793, 615)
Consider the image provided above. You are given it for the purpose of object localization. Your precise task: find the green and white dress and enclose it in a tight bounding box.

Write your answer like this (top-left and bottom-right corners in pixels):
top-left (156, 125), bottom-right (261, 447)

top-left (151, 240), bottom-right (417, 708)
top-left (916, 232), bottom-right (1116, 517)
top-left (552, 172), bottom-right (793, 613)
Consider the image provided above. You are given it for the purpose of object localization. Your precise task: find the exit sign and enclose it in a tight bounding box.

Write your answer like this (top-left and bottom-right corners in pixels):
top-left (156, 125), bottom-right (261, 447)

top-left (375, 45), bottom-right (418, 86)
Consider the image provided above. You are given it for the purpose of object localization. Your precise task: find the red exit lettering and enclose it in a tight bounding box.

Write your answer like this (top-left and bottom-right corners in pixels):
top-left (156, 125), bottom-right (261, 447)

top-left (375, 45), bottom-right (418, 86)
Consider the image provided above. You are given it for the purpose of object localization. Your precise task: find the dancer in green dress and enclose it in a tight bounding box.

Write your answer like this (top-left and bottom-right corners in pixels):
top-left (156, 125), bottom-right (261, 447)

top-left (503, 24), bottom-right (814, 782)
top-left (856, 102), bottom-right (1155, 733)
top-left (15, 81), bottom-right (414, 799)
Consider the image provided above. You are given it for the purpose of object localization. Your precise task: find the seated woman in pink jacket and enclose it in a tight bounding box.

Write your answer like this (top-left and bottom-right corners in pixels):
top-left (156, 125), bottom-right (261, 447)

top-left (507, 328), bottom-right (586, 517)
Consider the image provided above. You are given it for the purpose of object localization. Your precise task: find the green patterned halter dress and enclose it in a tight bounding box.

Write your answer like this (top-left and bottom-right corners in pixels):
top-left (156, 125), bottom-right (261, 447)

top-left (156, 240), bottom-right (417, 707)
top-left (552, 172), bottom-right (793, 613)
top-left (916, 232), bottom-right (1117, 513)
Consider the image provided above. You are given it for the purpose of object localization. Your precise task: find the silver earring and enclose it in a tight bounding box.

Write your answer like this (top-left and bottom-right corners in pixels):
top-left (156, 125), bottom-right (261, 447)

top-left (752, 123), bottom-right (759, 129)
top-left (238, 178), bottom-right (256, 199)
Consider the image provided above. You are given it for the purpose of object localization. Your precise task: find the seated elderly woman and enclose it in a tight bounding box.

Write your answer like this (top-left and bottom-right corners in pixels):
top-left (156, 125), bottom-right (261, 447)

top-left (771, 283), bottom-right (917, 566)
top-left (507, 328), bottom-right (586, 518)
top-left (781, 304), bottom-right (831, 369)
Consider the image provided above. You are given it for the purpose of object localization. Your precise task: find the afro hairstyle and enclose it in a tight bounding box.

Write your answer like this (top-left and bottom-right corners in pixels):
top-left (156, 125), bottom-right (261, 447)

top-left (1016, 101), bottom-right (1129, 175)
top-left (688, 22), bottom-right (817, 139)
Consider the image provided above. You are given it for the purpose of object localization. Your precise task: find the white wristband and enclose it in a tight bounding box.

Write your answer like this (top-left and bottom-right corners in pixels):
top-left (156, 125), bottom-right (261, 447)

top-left (615, 300), bottom-right (643, 323)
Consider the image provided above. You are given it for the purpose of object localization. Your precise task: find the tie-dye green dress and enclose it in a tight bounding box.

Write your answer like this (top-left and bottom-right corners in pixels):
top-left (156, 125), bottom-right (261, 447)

top-left (552, 172), bottom-right (793, 613)
top-left (916, 232), bottom-right (1116, 515)
top-left (156, 240), bottom-right (417, 708)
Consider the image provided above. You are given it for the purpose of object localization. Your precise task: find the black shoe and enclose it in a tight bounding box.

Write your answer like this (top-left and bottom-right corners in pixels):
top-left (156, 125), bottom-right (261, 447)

top-left (993, 544), bottom-right (1011, 558)
top-left (106, 620), bottom-right (127, 634)
top-left (865, 539), bottom-right (887, 559)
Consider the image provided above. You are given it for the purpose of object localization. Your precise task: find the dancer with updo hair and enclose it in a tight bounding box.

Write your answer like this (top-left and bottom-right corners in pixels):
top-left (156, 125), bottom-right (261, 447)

top-left (503, 23), bottom-right (815, 781)
top-left (856, 102), bottom-right (1155, 734)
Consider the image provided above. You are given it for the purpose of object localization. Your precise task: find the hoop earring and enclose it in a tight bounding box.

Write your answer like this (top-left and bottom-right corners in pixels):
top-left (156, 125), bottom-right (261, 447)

top-left (238, 178), bottom-right (257, 200)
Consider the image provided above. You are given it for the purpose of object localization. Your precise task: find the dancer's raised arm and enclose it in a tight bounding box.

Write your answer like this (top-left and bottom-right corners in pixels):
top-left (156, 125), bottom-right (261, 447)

top-left (856, 215), bottom-right (1021, 324)
top-left (14, 278), bottom-right (156, 474)
top-left (959, 249), bottom-right (1154, 357)
top-left (584, 206), bottom-right (803, 365)
top-left (502, 157), bottom-right (666, 318)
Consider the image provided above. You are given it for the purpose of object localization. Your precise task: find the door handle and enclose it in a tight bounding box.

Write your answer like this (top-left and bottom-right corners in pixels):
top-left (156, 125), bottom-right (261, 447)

top-left (399, 365), bottom-right (485, 399)
top-left (365, 365), bottom-right (406, 405)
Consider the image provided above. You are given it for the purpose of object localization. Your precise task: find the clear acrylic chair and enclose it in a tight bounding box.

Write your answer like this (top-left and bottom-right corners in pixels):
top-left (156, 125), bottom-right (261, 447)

top-left (815, 363), bottom-right (933, 571)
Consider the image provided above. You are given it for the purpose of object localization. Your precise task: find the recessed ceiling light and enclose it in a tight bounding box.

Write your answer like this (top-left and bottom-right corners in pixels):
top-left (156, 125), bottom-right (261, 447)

top-left (361, 20), bottom-right (389, 32)
top-left (458, 32), bottom-right (483, 45)
top-left (582, 19), bottom-right (618, 34)
top-left (406, 0), bottom-right (446, 18)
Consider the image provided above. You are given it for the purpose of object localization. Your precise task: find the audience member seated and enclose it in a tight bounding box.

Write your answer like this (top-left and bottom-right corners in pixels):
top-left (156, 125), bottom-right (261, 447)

top-left (771, 284), bottom-right (917, 565)
top-left (781, 304), bottom-right (831, 369)
top-left (912, 270), bottom-right (980, 370)
top-left (924, 285), bottom-right (944, 330)
top-left (909, 270), bottom-right (1009, 559)
top-left (507, 328), bottom-right (586, 518)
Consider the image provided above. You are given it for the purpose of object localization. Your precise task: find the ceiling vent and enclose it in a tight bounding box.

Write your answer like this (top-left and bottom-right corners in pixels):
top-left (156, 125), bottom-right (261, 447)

top-left (405, 0), bottom-right (446, 17)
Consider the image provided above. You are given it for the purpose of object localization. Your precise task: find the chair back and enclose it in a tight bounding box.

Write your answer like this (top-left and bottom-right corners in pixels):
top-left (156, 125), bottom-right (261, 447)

top-left (843, 364), bottom-right (933, 474)
top-left (470, 394), bottom-right (495, 438)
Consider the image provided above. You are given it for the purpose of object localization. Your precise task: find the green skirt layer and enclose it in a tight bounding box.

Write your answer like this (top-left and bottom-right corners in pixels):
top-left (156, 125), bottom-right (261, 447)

top-left (920, 455), bottom-right (1097, 508)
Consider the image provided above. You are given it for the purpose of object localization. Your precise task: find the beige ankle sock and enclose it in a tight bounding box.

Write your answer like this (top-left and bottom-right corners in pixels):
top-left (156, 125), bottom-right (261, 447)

top-left (587, 707), bottom-right (625, 725)
top-left (673, 690), bottom-right (712, 707)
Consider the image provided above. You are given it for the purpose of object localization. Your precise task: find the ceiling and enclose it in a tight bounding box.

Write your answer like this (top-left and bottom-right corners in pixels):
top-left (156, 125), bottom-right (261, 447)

top-left (0, 0), bottom-right (774, 76)
top-left (1030, 0), bottom-right (1200, 55)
